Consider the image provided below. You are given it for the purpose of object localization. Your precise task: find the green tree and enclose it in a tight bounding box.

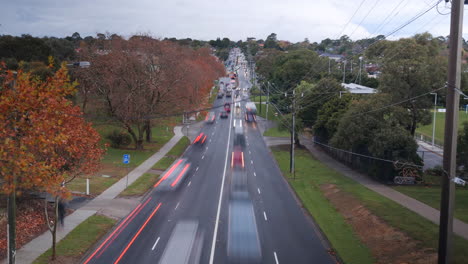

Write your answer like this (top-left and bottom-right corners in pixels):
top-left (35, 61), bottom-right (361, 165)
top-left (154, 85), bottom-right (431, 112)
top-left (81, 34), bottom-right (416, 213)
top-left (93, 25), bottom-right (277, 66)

top-left (264, 33), bottom-right (280, 49)
top-left (313, 95), bottom-right (351, 142)
top-left (368, 33), bottom-right (446, 135)
top-left (298, 78), bottom-right (343, 127)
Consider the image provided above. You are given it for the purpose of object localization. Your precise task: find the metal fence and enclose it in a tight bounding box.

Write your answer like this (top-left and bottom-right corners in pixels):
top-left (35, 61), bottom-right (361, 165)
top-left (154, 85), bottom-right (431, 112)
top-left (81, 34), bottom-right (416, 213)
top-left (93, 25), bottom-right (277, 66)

top-left (414, 132), bottom-right (444, 149)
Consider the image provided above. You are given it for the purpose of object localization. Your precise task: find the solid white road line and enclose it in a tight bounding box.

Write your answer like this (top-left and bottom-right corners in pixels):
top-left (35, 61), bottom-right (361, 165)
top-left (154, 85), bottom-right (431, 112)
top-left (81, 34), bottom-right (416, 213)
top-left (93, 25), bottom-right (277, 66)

top-left (257, 188), bottom-right (261, 194)
top-left (209, 97), bottom-right (234, 264)
top-left (253, 172), bottom-right (256, 177)
top-left (263, 211), bottom-right (268, 221)
top-left (151, 237), bottom-right (160, 251)
top-left (175, 202), bottom-right (180, 210)
top-left (196, 167), bottom-right (199, 171)
top-left (274, 252), bottom-right (279, 264)
top-left (188, 181), bottom-right (191, 187)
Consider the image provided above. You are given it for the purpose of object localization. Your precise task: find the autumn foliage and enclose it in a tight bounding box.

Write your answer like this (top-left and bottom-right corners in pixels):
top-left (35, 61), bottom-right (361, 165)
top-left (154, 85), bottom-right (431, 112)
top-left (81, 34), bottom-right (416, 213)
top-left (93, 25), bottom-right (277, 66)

top-left (76, 36), bottom-right (225, 149)
top-left (0, 64), bottom-right (105, 197)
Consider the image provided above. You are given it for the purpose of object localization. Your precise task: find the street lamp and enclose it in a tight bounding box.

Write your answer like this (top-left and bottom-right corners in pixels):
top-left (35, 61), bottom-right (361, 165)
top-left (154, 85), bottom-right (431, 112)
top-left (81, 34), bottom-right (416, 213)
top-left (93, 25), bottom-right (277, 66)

top-left (430, 92), bottom-right (438, 147)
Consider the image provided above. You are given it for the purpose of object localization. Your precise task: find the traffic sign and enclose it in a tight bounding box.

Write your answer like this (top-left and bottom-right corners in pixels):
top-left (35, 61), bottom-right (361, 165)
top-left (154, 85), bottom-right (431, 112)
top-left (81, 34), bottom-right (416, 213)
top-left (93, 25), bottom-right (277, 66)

top-left (123, 154), bottom-right (130, 164)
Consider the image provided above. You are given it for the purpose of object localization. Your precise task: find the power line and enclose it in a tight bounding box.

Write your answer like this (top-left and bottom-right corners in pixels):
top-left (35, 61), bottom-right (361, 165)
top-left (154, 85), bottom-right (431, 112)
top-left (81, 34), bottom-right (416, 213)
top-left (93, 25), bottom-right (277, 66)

top-left (349, 0), bottom-right (382, 39)
top-left (369, 0), bottom-right (406, 36)
top-left (335, 0), bottom-right (367, 39)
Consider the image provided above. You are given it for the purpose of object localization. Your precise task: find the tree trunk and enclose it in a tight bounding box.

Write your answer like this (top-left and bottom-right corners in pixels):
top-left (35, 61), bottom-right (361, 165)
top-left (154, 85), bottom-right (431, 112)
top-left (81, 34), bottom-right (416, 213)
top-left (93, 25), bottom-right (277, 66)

top-left (126, 126), bottom-right (141, 150)
top-left (81, 93), bottom-right (88, 113)
top-left (295, 133), bottom-right (301, 146)
top-left (144, 120), bottom-right (152, 143)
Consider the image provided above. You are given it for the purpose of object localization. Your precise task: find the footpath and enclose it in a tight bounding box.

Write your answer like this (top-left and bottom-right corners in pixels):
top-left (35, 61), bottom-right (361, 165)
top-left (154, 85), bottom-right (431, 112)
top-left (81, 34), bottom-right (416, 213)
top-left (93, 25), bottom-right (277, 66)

top-left (298, 135), bottom-right (468, 241)
top-left (3, 126), bottom-right (184, 264)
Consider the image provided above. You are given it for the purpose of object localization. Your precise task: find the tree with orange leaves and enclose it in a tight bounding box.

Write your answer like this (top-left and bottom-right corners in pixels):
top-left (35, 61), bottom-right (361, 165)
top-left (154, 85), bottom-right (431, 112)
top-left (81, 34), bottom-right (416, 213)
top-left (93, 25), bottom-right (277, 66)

top-left (0, 62), bottom-right (105, 261)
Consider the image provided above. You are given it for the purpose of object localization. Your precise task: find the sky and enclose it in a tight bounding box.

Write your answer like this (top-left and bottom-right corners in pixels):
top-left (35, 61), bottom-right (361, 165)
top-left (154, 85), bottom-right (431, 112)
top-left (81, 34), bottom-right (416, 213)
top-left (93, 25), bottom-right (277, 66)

top-left (2, 0), bottom-right (467, 43)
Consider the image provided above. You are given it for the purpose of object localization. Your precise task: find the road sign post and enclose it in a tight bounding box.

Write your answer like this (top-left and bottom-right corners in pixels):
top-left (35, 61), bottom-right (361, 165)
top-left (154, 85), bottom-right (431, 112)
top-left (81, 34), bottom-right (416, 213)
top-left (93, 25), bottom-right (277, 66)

top-left (123, 154), bottom-right (130, 187)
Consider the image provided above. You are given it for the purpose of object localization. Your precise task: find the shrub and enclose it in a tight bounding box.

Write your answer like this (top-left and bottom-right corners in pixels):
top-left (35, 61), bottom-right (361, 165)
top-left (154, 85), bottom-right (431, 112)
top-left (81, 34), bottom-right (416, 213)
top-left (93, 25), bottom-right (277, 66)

top-left (106, 130), bottom-right (132, 148)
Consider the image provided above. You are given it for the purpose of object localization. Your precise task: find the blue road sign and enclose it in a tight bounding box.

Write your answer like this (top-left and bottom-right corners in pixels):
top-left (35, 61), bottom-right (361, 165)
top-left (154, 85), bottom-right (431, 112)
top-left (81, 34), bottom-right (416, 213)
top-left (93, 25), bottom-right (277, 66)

top-left (123, 154), bottom-right (130, 164)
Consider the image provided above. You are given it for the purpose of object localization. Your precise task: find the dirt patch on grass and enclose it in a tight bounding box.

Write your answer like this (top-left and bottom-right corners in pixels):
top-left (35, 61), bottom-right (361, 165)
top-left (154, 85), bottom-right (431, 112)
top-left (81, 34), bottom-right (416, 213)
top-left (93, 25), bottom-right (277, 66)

top-left (320, 183), bottom-right (437, 264)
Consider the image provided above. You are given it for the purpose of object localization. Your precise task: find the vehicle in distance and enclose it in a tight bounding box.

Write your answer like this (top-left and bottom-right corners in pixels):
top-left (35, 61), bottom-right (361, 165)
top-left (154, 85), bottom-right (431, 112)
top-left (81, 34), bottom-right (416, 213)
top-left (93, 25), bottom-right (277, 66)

top-left (155, 158), bottom-right (191, 191)
top-left (217, 92), bottom-right (224, 99)
top-left (245, 102), bottom-right (257, 122)
top-left (224, 103), bottom-right (231, 113)
top-left (233, 126), bottom-right (245, 148)
top-left (205, 112), bottom-right (216, 124)
top-left (220, 111), bottom-right (228, 119)
top-left (226, 90), bottom-right (232, 97)
top-left (159, 220), bottom-right (203, 264)
top-left (193, 132), bottom-right (207, 145)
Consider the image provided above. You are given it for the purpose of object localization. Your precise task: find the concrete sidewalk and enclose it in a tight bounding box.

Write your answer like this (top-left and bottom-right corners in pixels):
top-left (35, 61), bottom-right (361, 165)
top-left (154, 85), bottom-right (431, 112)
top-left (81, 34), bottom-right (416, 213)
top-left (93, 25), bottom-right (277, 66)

top-left (4, 126), bottom-right (184, 264)
top-left (299, 135), bottom-right (468, 241)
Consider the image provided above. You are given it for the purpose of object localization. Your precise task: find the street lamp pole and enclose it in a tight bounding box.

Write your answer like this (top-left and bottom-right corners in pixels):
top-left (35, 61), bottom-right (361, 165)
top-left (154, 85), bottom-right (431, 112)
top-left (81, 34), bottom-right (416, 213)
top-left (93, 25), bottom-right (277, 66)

top-left (430, 92), bottom-right (438, 147)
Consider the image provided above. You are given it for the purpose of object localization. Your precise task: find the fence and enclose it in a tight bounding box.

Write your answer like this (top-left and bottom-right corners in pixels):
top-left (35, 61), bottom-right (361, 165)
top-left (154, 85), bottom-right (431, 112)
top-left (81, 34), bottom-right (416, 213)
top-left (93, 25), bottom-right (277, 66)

top-left (313, 139), bottom-right (422, 184)
top-left (414, 132), bottom-right (444, 149)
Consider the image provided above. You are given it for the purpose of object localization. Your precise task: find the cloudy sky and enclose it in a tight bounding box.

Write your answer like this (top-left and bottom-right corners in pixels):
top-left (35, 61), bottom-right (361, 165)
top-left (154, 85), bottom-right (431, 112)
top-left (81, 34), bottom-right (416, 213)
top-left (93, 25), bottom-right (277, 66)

top-left (1, 0), bottom-right (466, 42)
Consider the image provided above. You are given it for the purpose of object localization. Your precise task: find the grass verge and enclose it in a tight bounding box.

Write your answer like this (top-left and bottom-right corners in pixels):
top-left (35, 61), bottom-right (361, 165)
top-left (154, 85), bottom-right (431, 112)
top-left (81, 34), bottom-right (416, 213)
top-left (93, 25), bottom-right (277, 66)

top-left (152, 136), bottom-right (190, 170)
top-left (255, 103), bottom-right (278, 121)
top-left (33, 214), bottom-right (116, 264)
top-left (120, 173), bottom-right (160, 196)
top-left (263, 126), bottom-right (289, 137)
top-left (271, 146), bottom-right (468, 264)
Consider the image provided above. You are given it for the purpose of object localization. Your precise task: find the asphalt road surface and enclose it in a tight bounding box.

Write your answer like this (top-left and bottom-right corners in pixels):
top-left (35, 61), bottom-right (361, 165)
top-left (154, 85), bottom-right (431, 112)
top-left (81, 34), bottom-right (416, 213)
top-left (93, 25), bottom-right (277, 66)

top-left (82, 49), bottom-right (337, 264)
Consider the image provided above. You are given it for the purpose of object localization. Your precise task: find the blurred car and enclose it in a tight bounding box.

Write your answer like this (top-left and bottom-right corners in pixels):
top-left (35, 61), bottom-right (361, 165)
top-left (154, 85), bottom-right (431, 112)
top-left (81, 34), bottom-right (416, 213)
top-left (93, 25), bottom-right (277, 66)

top-left (205, 112), bottom-right (216, 124)
top-left (155, 158), bottom-right (191, 191)
top-left (227, 192), bottom-right (262, 264)
top-left (233, 126), bottom-right (245, 148)
top-left (220, 111), bottom-right (228, 119)
top-left (224, 103), bottom-right (231, 113)
top-left (231, 146), bottom-right (244, 168)
top-left (193, 132), bottom-right (207, 145)
top-left (217, 92), bottom-right (224, 99)
top-left (159, 220), bottom-right (203, 264)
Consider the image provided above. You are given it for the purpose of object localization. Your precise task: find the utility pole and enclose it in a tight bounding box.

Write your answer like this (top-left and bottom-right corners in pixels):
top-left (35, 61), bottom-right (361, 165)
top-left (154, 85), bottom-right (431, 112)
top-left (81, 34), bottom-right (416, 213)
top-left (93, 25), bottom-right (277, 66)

top-left (290, 89), bottom-right (296, 177)
top-left (359, 57), bottom-right (363, 84)
top-left (438, 1), bottom-right (463, 263)
top-left (259, 84), bottom-right (262, 114)
top-left (266, 82), bottom-right (270, 122)
top-left (430, 92), bottom-right (438, 147)
top-left (342, 60), bottom-right (346, 83)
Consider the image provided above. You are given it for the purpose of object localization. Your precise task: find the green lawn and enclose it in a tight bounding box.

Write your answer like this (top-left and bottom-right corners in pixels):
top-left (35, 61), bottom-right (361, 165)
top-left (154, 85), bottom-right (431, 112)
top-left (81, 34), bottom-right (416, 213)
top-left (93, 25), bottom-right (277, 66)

top-left (263, 126), bottom-right (290, 137)
top-left (416, 110), bottom-right (468, 144)
top-left (33, 214), bottom-right (116, 264)
top-left (152, 136), bottom-right (190, 170)
top-left (393, 184), bottom-right (468, 223)
top-left (67, 175), bottom-right (121, 196)
top-left (271, 146), bottom-right (468, 264)
top-left (120, 173), bottom-right (160, 196)
top-left (271, 147), bottom-right (374, 264)
top-left (255, 103), bottom-right (278, 121)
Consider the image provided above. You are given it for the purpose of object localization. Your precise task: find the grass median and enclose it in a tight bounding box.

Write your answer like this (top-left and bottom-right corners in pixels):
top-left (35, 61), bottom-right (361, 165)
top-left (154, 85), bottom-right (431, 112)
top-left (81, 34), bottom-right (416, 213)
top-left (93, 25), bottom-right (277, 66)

top-left (271, 146), bottom-right (468, 264)
top-left (120, 172), bottom-right (160, 196)
top-left (152, 136), bottom-right (190, 171)
top-left (263, 126), bottom-right (289, 137)
top-left (33, 214), bottom-right (116, 264)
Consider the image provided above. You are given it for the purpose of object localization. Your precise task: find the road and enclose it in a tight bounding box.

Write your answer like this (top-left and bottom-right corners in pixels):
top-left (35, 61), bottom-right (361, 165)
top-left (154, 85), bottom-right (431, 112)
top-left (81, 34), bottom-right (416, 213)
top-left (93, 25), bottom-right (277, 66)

top-left (82, 49), bottom-right (337, 264)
